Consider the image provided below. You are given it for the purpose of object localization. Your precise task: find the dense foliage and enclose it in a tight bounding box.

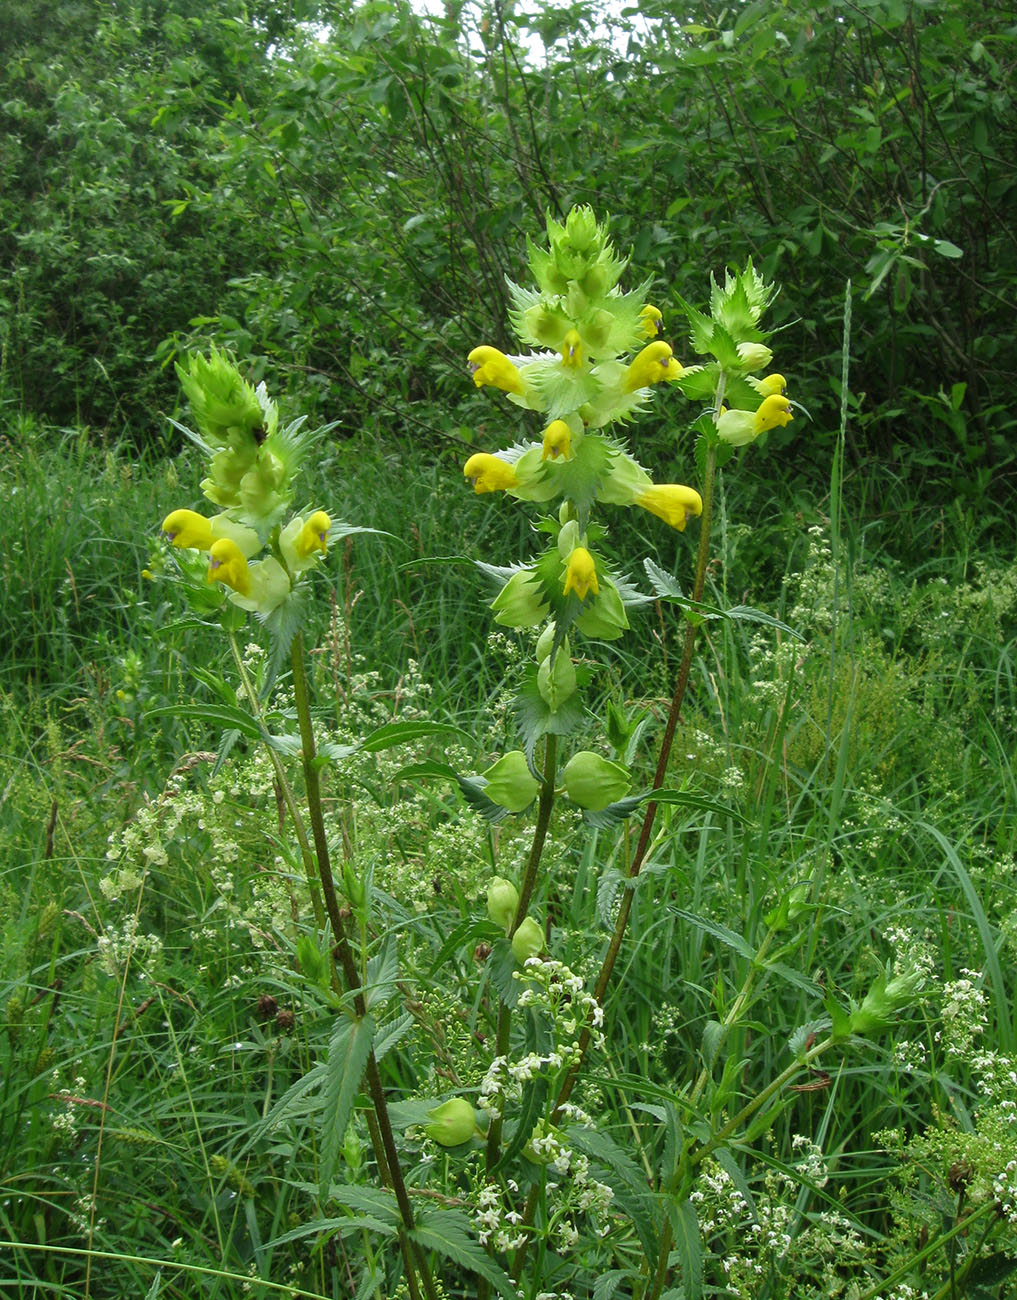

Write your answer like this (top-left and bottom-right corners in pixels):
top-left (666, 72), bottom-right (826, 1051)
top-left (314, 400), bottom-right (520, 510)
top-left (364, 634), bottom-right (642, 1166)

top-left (3, 0), bottom-right (1016, 503)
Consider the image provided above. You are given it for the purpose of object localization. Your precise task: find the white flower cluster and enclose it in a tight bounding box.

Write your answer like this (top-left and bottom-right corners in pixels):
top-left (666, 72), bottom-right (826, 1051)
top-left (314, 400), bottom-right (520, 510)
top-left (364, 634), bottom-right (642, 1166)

top-left (473, 1179), bottom-right (527, 1253)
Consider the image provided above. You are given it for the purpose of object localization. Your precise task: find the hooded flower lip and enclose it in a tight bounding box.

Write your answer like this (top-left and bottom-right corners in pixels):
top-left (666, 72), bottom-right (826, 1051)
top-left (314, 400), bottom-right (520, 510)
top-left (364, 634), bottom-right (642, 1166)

top-left (639, 305), bottom-right (663, 338)
top-left (207, 538), bottom-right (251, 595)
top-left (635, 484), bottom-right (704, 532)
top-left (464, 453), bottom-right (520, 494)
top-left (623, 340), bottom-right (683, 392)
top-left (541, 420), bottom-right (573, 461)
top-left (295, 510), bottom-right (331, 558)
top-left (754, 392), bottom-right (794, 434)
top-left (754, 372), bottom-right (787, 397)
top-left (163, 509), bottom-right (214, 550)
top-left (559, 329), bottom-right (583, 369)
top-left (468, 346), bottom-right (525, 396)
top-left (562, 546), bottom-right (599, 601)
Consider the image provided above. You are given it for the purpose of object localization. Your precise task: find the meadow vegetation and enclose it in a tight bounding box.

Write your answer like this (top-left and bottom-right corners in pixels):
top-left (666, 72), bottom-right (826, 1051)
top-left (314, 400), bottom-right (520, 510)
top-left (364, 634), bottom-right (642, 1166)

top-left (1, 2), bottom-right (1016, 1298)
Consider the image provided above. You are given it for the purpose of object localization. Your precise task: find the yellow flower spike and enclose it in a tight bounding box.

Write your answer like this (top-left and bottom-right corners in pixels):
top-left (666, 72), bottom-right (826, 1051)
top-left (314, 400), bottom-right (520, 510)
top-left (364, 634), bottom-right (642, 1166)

top-left (639, 305), bottom-right (664, 338)
top-left (162, 508), bottom-right (213, 550)
top-left (559, 329), bottom-right (583, 369)
top-left (467, 346), bottom-right (525, 396)
top-left (207, 538), bottom-right (251, 596)
top-left (296, 510), bottom-right (331, 558)
top-left (635, 484), bottom-right (704, 532)
top-left (562, 546), bottom-right (599, 601)
top-left (541, 420), bottom-right (572, 461)
top-left (463, 453), bottom-right (519, 494)
top-left (623, 340), bottom-right (683, 392)
top-left (757, 373), bottom-right (787, 397)
top-left (754, 393), bottom-right (795, 434)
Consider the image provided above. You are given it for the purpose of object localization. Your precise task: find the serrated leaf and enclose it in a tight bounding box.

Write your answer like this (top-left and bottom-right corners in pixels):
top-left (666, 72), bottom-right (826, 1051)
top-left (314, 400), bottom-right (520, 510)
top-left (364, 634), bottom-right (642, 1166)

top-left (671, 908), bottom-right (754, 959)
top-left (409, 1207), bottom-right (517, 1298)
top-left (394, 761), bottom-right (511, 822)
top-left (644, 556), bottom-right (683, 598)
top-left (582, 793), bottom-right (646, 828)
top-left (145, 702), bottom-right (263, 740)
top-left (966, 1251), bottom-right (1017, 1288)
top-left (359, 720), bottom-right (473, 752)
top-left (211, 727), bottom-right (243, 777)
top-left (597, 867), bottom-right (624, 926)
top-left (701, 1020), bottom-right (726, 1071)
top-left (319, 1014), bottom-right (375, 1200)
top-left (486, 937), bottom-right (523, 1007)
top-left (570, 1126), bottom-right (661, 1258)
top-left (641, 789), bottom-right (751, 825)
top-left (593, 1271), bottom-right (630, 1300)
top-left (665, 1198), bottom-right (702, 1300)
top-left (261, 585), bottom-right (310, 690)
top-left (727, 605), bottom-right (805, 640)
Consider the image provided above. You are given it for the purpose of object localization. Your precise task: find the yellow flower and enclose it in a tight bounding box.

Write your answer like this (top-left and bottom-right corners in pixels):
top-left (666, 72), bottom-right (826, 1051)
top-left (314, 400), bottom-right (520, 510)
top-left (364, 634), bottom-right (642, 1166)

top-left (639, 305), bottom-right (663, 338)
top-left (635, 484), bottom-right (704, 532)
top-left (754, 393), bottom-right (794, 434)
top-left (559, 329), bottom-right (583, 369)
top-left (295, 510), bottom-right (331, 558)
top-left (755, 373), bottom-right (787, 397)
top-left (467, 346), bottom-right (525, 395)
top-left (541, 420), bottom-right (572, 461)
top-left (623, 341), bottom-right (683, 392)
top-left (162, 509), bottom-right (213, 550)
top-left (207, 538), bottom-right (251, 595)
top-left (463, 453), bottom-right (519, 494)
top-left (562, 547), bottom-right (599, 601)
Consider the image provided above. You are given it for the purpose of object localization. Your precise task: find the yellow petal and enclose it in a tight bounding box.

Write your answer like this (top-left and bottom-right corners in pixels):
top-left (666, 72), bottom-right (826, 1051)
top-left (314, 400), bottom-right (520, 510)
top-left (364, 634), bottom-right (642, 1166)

top-left (207, 538), bottom-right (251, 595)
top-left (635, 484), bottom-right (703, 532)
top-left (467, 346), bottom-right (525, 395)
top-left (639, 305), bottom-right (663, 338)
top-left (562, 546), bottom-right (599, 601)
top-left (541, 420), bottom-right (572, 461)
top-left (162, 509), bottom-right (213, 551)
top-left (623, 341), bottom-right (683, 392)
top-left (463, 453), bottom-right (519, 493)
top-left (754, 393), bottom-right (794, 434)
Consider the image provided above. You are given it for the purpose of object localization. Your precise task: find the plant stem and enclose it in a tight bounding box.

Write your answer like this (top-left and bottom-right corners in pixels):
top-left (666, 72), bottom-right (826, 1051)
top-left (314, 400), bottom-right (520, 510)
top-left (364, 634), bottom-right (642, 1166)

top-left (227, 631), bottom-right (326, 930)
top-left (553, 439), bottom-right (718, 1116)
top-left (289, 631), bottom-right (440, 1300)
top-left (485, 733), bottom-right (558, 1173)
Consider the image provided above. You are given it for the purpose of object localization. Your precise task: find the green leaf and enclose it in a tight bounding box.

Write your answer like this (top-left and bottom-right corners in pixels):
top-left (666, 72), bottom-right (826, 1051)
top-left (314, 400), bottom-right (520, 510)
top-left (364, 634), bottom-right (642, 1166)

top-left (671, 908), bottom-right (754, 960)
top-left (359, 720), bottom-right (474, 752)
top-left (394, 761), bottom-right (511, 822)
top-left (665, 1198), bottom-right (702, 1300)
top-left (145, 703), bottom-right (262, 740)
top-left (318, 1014), bottom-right (375, 1200)
top-left (409, 1208), bottom-right (517, 1297)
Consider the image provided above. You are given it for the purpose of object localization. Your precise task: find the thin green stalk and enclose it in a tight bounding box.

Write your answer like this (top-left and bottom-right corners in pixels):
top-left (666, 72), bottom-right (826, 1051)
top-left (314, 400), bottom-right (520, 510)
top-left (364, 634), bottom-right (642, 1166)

top-left (288, 631), bottom-right (440, 1300)
top-left (645, 1033), bottom-right (838, 1300)
top-left (485, 734), bottom-right (558, 1173)
top-left (228, 631), bottom-right (326, 930)
top-left (553, 439), bottom-right (718, 1116)
top-left (851, 1200), bottom-right (997, 1300)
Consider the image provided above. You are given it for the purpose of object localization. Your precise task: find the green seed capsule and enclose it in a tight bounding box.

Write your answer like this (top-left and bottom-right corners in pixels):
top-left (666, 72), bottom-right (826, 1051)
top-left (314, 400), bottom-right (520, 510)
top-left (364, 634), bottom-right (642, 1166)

top-left (511, 916), bottom-right (544, 965)
top-left (563, 751), bottom-right (631, 810)
top-left (424, 1097), bottom-right (477, 1147)
top-left (487, 877), bottom-right (520, 933)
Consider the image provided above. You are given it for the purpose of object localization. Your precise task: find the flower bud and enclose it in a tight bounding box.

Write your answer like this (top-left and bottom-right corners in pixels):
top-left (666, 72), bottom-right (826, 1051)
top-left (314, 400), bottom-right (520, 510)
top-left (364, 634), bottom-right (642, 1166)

top-left (424, 1097), bottom-right (477, 1148)
top-left (482, 752), bottom-right (540, 813)
top-left (736, 342), bottom-right (773, 372)
top-left (557, 519), bottom-right (580, 558)
top-left (511, 916), bottom-right (544, 964)
top-left (563, 751), bottom-right (631, 810)
top-left (535, 623), bottom-right (557, 663)
top-left (487, 877), bottom-right (520, 933)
